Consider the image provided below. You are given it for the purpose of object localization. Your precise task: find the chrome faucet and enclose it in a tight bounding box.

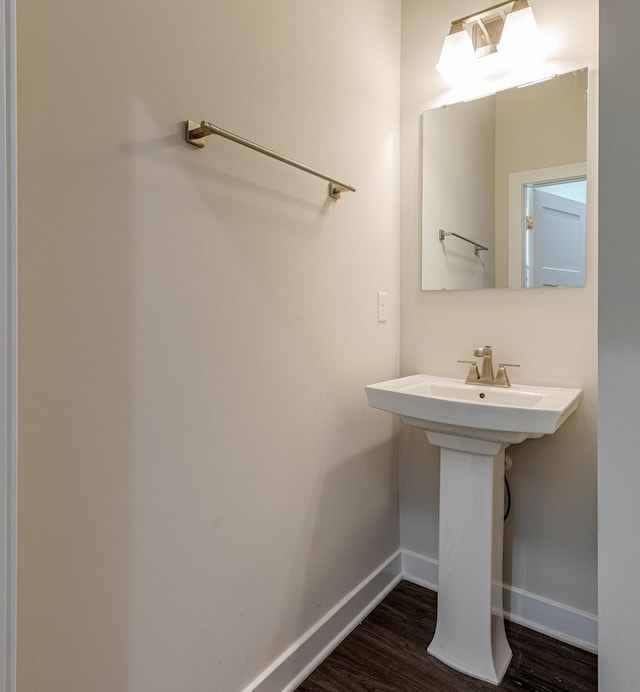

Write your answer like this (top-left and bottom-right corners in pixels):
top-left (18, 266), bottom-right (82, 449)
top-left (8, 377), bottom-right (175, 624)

top-left (458, 345), bottom-right (519, 388)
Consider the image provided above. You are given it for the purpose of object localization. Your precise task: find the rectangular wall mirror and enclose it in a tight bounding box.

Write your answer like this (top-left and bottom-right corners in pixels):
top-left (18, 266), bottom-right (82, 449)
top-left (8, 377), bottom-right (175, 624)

top-left (421, 67), bottom-right (589, 291)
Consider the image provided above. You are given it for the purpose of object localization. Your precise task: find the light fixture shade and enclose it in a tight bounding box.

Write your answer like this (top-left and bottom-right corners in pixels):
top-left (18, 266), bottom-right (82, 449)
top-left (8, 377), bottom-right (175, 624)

top-left (497, 4), bottom-right (539, 62)
top-left (436, 26), bottom-right (476, 83)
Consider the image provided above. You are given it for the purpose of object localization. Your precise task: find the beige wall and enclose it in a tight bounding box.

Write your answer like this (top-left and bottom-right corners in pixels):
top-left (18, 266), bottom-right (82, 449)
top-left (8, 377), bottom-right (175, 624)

top-left (17, 1), bottom-right (401, 690)
top-left (400, 0), bottom-right (599, 616)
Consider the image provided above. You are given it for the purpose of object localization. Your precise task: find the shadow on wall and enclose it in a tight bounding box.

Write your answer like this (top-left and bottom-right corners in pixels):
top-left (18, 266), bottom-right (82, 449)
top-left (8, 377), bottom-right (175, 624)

top-left (503, 406), bottom-right (597, 613)
top-left (399, 425), bottom-right (440, 556)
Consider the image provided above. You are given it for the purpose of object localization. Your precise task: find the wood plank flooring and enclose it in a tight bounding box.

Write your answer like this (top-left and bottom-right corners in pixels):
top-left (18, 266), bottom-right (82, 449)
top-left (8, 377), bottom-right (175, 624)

top-left (298, 580), bottom-right (597, 691)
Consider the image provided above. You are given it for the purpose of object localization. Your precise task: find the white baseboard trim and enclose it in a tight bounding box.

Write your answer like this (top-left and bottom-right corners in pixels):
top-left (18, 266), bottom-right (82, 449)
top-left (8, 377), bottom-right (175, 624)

top-left (245, 547), bottom-right (597, 691)
top-left (400, 548), bottom-right (598, 653)
top-left (503, 583), bottom-right (598, 653)
top-left (400, 548), bottom-right (439, 591)
top-left (244, 551), bottom-right (403, 692)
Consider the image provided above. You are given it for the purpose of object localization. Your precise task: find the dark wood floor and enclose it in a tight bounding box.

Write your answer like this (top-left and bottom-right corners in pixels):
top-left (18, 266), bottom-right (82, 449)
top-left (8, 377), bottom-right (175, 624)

top-left (298, 580), bottom-right (597, 691)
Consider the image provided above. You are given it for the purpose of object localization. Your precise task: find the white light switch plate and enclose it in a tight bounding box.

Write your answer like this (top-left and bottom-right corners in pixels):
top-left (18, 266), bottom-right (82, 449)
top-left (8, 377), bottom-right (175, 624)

top-left (377, 291), bottom-right (388, 322)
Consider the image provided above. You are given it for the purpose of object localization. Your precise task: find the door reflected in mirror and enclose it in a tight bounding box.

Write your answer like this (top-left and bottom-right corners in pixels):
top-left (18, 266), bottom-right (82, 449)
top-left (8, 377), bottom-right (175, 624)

top-left (522, 174), bottom-right (586, 287)
top-left (421, 67), bottom-right (589, 291)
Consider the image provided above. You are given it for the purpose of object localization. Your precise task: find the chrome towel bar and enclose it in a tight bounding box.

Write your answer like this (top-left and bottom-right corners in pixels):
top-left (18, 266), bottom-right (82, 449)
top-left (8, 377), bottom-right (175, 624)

top-left (439, 228), bottom-right (489, 255)
top-left (185, 120), bottom-right (356, 200)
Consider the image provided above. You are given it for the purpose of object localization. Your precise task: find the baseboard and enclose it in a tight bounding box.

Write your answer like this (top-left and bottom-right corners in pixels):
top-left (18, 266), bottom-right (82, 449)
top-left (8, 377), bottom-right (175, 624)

top-left (400, 548), bottom-right (439, 591)
top-left (244, 551), bottom-right (403, 692)
top-left (245, 547), bottom-right (596, 691)
top-left (401, 548), bottom-right (598, 653)
top-left (503, 583), bottom-right (598, 653)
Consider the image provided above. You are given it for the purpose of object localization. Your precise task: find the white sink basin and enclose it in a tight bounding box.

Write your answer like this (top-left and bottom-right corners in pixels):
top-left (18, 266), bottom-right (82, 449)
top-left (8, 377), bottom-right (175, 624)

top-left (365, 374), bottom-right (582, 444)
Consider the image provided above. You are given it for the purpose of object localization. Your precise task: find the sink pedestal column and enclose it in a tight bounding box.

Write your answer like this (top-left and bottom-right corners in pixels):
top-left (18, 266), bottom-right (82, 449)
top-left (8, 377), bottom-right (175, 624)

top-left (425, 431), bottom-right (512, 685)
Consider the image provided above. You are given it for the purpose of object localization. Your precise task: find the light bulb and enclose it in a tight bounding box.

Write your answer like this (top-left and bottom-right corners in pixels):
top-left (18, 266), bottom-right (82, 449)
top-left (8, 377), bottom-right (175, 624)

top-left (436, 26), bottom-right (476, 84)
top-left (498, 4), bottom-right (540, 64)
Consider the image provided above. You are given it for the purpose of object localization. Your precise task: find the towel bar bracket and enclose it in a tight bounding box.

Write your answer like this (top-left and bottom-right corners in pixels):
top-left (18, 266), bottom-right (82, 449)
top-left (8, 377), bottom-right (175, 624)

top-left (329, 184), bottom-right (351, 200)
top-left (185, 120), bottom-right (208, 148)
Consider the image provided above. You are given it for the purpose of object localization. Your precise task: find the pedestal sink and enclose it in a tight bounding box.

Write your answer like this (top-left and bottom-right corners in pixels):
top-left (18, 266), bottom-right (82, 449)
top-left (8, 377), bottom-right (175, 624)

top-left (365, 374), bottom-right (581, 685)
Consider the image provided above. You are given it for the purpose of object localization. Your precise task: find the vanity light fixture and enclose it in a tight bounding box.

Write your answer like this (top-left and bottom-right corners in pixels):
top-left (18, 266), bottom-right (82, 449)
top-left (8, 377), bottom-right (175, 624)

top-left (436, 0), bottom-right (541, 83)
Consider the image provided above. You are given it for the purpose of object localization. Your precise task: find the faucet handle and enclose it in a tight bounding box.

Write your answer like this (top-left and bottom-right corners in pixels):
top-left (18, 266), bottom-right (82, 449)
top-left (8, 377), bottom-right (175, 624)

top-left (495, 363), bottom-right (520, 388)
top-left (458, 359), bottom-right (480, 382)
